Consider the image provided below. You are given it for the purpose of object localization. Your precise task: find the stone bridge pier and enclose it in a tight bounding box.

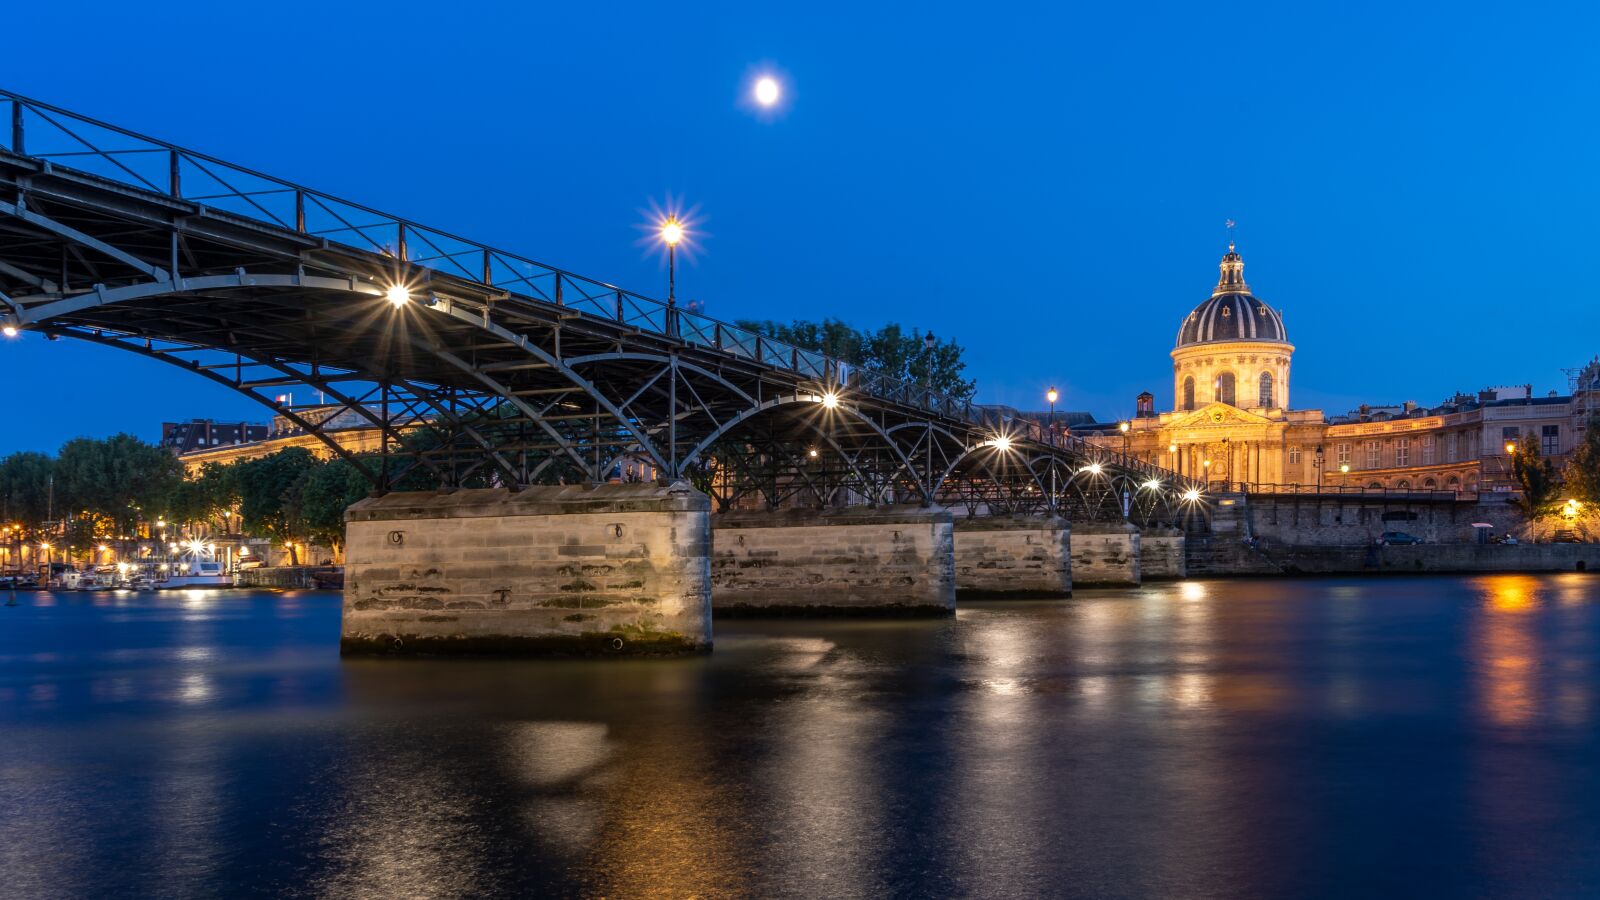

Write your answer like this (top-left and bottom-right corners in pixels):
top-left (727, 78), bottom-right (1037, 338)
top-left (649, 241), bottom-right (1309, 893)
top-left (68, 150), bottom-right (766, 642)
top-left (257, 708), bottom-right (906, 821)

top-left (341, 483), bottom-right (712, 656)
top-left (710, 506), bottom-right (956, 616)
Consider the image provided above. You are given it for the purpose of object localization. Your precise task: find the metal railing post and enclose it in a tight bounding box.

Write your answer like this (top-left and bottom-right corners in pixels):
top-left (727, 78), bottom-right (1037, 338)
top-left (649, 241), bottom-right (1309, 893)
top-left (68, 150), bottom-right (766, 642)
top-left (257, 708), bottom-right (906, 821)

top-left (10, 101), bottom-right (22, 155)
top-left (168, 150), bottom-right (180, 198)
top-left (294, 190), bottom-right (306, 233)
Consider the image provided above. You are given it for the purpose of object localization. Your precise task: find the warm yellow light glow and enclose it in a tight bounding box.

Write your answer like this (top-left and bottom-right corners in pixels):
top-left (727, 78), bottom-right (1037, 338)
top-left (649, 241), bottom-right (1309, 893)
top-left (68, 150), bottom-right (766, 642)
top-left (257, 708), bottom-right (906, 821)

top-left (97, 544), bottom-right (108, 552)
top-left (1143, 479), bottom-right (1162, 491)
top-left (989, 436), bottom-right (1013, 452)
top-left (1203, 459), bottom-right (1212, 468)
top-left (1119, 421), bottom-right (1130, 433)
top-left (820, 391), bottom-right (839, 409)
top-left (1, 326), bottom-right (16, 338)
top-left (660, 217), bottom-right (684, 246)
top-left (1168, 443), bottom-right (1178, 454)
top-left (1182, 488), bottom-right (1201, 502)
top-left (1046, 387), bottom-right (1058, 405)
top-left (1339, 464), bottom-right (1350, 474)
top-left (1505, 441), bottom-right (1517, 455)
top-left (807, 448), bottom-right (819, 458)
top-left (1086, 462), bottom-right (1103, 475)
top-left (754, 76), bottom-right (781, 107)
top-left (386, 284), bottom-right (411, 307)
top-left (39, 542), bottom-right (51, 550)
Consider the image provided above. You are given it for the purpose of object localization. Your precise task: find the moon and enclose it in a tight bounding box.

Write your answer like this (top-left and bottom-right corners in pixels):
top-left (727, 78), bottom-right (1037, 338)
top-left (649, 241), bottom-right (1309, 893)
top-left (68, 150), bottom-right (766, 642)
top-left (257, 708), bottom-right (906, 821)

top-left (754, 76), bottom-right (780, 107)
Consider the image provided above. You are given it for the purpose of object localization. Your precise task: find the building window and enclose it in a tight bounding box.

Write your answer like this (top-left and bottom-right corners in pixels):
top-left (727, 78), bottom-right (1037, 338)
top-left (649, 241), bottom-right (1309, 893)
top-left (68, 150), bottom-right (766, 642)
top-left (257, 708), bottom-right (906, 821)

top-left (1288, 445), bottom-right (1301, 465)
top-left (1217, 372), bottom-right (1236, 406)
top-left (1422, 435), bottom-right (1436, 465)
top-left (1365, 440), bottom-right (1381, 469)
top-left (1502, 426), bottom-right (1521, 447)
top-left (1395, 438), bottom-right (1410, 467)
top-left (1258, 372), bottom-right (1274, 407)
top-left (1542, 424), bottom-right (1559, 455)
top-left (1337, 443), bottom-right (1351, 466)
top-left (1183, 377), bottom-right (1195, 411)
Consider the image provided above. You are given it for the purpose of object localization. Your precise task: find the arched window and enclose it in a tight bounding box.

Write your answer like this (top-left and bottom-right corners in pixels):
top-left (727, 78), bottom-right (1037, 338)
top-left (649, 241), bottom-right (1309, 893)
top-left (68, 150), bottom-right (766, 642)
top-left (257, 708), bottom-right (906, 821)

top-left (1258, 371), bottom-right (1274, 407)
top-left (1217, 372), bottom-right (1236, 406)
top-left (1422, 478), bottom-right (1437, 489)
top-left (1183, 377), bottom-right (1195, 411)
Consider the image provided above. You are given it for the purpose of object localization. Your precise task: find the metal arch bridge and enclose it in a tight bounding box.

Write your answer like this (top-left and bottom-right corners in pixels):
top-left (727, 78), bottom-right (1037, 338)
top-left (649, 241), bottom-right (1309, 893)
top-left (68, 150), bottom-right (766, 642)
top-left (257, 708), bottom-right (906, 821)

top-left (0, 90), bottom-right (1204, 526)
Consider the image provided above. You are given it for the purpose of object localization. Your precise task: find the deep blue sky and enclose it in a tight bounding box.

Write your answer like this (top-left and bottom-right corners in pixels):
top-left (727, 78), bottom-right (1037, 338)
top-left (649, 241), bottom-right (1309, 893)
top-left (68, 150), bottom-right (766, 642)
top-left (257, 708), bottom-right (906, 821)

top-left (4, 0), bottom-right (1599, 453)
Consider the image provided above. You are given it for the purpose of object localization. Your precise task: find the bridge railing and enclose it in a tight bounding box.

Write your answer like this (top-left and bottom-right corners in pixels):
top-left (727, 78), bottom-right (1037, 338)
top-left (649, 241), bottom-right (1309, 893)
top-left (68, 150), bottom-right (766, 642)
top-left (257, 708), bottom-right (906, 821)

top-left (0, 89), bottom-right (983, 424)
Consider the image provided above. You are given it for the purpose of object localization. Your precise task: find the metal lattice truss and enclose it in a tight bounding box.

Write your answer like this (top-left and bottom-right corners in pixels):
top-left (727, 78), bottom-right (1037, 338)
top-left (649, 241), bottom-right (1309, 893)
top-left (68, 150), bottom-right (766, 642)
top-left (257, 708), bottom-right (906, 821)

top-left (0, 89), bottom-right (1206, 526)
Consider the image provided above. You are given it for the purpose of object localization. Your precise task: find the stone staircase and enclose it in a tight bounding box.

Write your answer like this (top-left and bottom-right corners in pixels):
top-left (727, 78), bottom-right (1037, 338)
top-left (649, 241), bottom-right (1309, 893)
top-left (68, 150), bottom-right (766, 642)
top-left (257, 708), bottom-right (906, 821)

top-left (1184, 533), bottom-right (1285, 576)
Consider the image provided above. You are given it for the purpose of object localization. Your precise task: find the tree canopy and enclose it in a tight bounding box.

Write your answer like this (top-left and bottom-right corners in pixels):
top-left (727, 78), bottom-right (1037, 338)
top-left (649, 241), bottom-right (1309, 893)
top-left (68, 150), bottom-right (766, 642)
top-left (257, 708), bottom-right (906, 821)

top-left (1510, 432), bottom-right (1560, 517)
top-left (1563, 418), bottom-right (1600, 505)
top-left (733, 317), bottom-right (976, 400)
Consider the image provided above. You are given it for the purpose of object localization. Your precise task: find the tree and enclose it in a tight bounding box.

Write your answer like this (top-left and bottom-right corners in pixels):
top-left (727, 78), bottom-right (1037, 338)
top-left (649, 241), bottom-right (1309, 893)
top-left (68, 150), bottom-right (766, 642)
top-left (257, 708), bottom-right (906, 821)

top-left (164, 462), bottom-right (239, 531)
top-left (1511, 433), bottom-right (1560, 517)
top-left (297, 458), bottom-right (374, 551)
top-left (232, 448), bottom-right (322, 564)
top-left (53, 434), bottom-right (181, 540)
top-left (733, 317), bottom-right (977, 399)
top-left (1564, 417), bottom-right (1600, 504)
top-left (0, 451), bottom-right (55, 536)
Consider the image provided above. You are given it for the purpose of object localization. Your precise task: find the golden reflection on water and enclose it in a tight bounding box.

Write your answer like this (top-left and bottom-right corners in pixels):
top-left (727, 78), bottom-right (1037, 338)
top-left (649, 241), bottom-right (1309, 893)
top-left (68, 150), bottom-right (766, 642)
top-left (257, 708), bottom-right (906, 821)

top-left (1470, 574), bottom-right (1592, 729)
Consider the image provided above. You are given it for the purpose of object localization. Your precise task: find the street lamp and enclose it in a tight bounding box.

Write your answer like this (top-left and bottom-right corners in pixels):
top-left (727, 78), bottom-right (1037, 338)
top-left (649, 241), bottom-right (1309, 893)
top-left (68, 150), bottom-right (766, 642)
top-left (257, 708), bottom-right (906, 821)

top-left (659, 216), bottom-right (683, 306)
top-left (1046, 387), bottom-right (1058, 446)
top-left (1314, 444), bottom-right (1325, 492)
top-left (1119, 420), bottom-right (1130, 456)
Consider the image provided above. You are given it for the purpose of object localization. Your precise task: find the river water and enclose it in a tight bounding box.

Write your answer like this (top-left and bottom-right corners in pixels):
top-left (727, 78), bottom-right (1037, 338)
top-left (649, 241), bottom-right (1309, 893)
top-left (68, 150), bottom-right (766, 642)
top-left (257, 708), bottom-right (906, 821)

top-left (2, 575), bottom-right (1598, 898)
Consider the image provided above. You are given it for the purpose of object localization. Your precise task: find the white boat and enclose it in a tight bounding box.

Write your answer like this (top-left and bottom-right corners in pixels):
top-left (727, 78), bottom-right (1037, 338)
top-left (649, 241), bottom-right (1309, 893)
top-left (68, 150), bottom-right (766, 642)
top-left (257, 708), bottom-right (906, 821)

top-left (60, 570), bottom-right (111, 591)
top-left (159, 558), bottom-right (233, 589)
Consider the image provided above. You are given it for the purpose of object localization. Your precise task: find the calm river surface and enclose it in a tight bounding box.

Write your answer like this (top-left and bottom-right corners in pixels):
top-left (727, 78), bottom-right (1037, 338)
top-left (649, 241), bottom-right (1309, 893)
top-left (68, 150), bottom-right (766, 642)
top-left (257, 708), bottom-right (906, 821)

top-left (3, 575), bottom-right (1599, 898)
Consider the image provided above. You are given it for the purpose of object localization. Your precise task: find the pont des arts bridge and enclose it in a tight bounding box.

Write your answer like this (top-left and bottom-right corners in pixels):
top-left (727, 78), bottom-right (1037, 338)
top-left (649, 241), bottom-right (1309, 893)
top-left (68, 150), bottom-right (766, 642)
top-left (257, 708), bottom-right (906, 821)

top-left (0, 90), bottom-right (1209, 655)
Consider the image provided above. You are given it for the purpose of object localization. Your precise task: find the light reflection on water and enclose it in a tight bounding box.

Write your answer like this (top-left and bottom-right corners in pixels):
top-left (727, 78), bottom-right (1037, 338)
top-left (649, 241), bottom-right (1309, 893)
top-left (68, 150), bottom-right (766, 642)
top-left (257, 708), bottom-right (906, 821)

top-left (1, 578), bottom-right (1599, 897)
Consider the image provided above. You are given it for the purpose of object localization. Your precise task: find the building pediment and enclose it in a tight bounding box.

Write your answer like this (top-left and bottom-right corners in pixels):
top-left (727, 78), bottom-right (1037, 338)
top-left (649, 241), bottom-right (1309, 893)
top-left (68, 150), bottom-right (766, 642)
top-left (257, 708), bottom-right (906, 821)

top-left (1169, 403), bottom-right (1277, 429)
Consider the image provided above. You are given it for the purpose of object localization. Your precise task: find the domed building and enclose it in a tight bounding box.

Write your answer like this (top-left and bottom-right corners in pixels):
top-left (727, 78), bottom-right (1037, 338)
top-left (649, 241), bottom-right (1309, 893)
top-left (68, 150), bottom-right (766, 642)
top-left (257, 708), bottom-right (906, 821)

top-left (1085, 242), bottom-right (1598, 497)
top-left (1172, 243), bottom-right (1293, 413)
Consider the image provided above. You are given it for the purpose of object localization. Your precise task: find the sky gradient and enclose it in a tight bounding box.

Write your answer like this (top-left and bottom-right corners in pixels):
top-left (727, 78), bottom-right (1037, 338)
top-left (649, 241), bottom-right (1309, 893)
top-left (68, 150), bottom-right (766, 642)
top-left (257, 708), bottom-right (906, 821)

top-left (4, 0), bottom-right (1599, 453)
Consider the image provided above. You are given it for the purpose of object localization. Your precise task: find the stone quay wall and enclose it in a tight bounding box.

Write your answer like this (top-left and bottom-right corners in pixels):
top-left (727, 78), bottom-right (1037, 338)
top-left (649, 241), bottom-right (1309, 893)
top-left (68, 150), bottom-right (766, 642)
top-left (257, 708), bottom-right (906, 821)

top-left (952, 515), bottom-right (1072, 597)
top-left (711, 506), bottom-right (955, 615)
top-left (1266, 542), bottom-right (1600, 576)
top-left (1070, 522), bottom-right (1142, 587)
top-left (1244, 495), bottom-right (1523, 546)
top-left (342, 483), bottom-right (711, 656)
top-left (1139, 529), bottom-right (1187, 580)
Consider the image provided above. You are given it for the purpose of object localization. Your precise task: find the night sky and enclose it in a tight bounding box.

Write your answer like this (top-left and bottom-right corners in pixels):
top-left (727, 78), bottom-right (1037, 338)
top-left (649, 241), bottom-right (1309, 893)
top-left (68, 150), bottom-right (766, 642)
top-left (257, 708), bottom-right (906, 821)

top-left (4, 0), bottom-right (1599, 453)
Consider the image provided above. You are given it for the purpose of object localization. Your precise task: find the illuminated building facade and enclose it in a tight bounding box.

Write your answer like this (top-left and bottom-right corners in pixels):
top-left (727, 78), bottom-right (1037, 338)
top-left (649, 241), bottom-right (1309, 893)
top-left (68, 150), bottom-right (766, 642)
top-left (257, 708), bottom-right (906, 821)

top-left (1087, 245), bottom-right (1600, 495)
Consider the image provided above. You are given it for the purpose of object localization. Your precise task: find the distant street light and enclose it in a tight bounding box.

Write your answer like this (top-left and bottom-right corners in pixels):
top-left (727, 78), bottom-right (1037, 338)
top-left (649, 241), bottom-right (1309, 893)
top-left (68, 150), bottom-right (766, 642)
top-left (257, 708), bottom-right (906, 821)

top-left (385, 284), bottom-right (411, 307)
top-left (659, 216), bottom-right (683, 306)
top-left (1046, 387), bottom-right (1058, 447)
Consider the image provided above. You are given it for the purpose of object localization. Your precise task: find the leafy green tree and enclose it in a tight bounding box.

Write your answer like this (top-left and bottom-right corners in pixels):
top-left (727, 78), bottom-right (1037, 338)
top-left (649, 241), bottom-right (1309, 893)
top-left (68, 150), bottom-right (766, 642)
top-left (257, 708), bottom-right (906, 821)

top-left (734, 317), bottom-right (976, 399)
top-left (1564, 417), bottom-right (1600, 505)
top-left (164, 462), bottom-right (239, 531)
top-left (54, 434), bottom-right (181, 540)
top-left (297, 458), bottom-right (375, 551)
top-left (0, 451), bottom-right (55, 536)
top-left (232, 447), bottom-right (322, 564)
top-left (1511, 433), bottom-right (1560, 517)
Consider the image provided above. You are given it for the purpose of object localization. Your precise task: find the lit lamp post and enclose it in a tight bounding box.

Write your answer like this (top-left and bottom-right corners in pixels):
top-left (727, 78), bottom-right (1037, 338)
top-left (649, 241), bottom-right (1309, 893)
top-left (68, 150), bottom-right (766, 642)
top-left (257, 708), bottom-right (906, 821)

top-left (1314, 444), bottom-right (1325, 492)
top-left (659, 216), bottom-right (683, 337)
top-left (1505, 441), bottom-right (1518, 490)
top-left (1119, 421), bottom-right (1130, 456)
top-left (1168, 443), bottom-right (1178, 475)
top-left (1046, 387), bottom-right (1058, 446)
